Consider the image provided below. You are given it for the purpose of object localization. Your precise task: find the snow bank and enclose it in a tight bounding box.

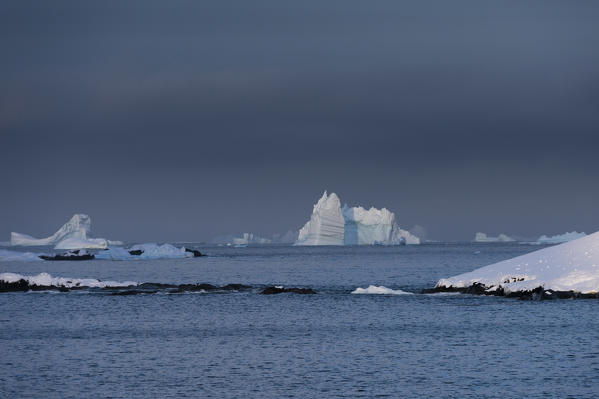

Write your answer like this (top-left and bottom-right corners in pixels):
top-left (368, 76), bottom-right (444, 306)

top-left (351, 285), bottom-right (413, 295)
top-left (10, 214), bottom-right (120, 250)
top-left (295, 191), bottom-right (419, 246)
top-left (474, 232), bottom-right (515, 242)
top-left (437, 231), bottom-right (599, 294)
top-left (296, 192), bottom-right (345, 245)
top-left (537, 231), bottom-right (586, 244)
top-left (0, 249), bottom-right (43, 262)
top-left (0, 272), bottom-right (136, 288)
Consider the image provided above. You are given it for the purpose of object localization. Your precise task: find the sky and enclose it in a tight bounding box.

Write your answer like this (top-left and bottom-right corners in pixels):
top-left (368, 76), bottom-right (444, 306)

top-left (1, 0), bottom-right (598, 242)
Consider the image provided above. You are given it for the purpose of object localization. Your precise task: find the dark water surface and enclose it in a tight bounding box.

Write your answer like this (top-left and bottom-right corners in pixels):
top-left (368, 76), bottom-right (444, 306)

top-left (1, 244), bottom-right (598, 398)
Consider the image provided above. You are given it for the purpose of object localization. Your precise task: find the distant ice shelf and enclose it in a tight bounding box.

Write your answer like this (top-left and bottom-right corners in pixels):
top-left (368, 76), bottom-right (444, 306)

top-left (474, 232), bottom-right (515, 243)
top-left (295, 191), bottom-right (419, 246)
top-left (536, 231), bottom-right (586, 244)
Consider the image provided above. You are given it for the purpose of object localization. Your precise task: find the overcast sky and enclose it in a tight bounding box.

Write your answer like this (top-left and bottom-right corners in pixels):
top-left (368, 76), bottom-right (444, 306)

top-left (1, 0), bottom-right (598, 242)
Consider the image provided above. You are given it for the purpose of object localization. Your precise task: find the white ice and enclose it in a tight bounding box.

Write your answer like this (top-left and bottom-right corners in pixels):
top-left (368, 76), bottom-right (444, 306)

top-left (437, 231), bottom-right (599, 294)
top-left (295, 192), bottom-right (345, 245)
top-left (536, 231), bottom-right (586, 244)
top-left (95, 243), bottom-right (193, 260)
top-left (232, 233), bottom-right (272, 245)
top-left (351, 285), bottom-right (413, 295)
top-left (0, 249), bottom-right (43, 262)
top-left (0, 272), bottom-right (136, 288)
top-left (10, 214), bottom-right (120, 250)
top-left (295, 191), bottom-right (419, 246)
top-left (474, 232), bottom-right (515, 242)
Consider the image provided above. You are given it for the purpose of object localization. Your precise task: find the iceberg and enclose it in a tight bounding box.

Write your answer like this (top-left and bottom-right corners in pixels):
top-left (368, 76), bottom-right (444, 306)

top-left (537, 231), bottom-right (586, 244)
top-left (436, 231), bottom-right (599, 294)
top-left (232, 233), bottom-right (272, 246)
top-left (474, 232), bottom-right (515, 243)
top-left (9, 214), bottom-right (120, 250)
top-left (296, 192), bottom-right (345, 245)
top-left (295, 191), bottom-right (419, 246)
top-left (95, 243), bottom-right (195, 260)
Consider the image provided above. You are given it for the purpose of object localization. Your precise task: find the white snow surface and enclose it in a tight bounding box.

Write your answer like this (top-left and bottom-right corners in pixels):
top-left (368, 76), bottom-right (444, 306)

top-left (0, 272), bottom-right (136, 288)
top-left (537, 231), bottom-right (586, 244)
top-left (10, 214), bottom-right (120, 250)
top-left (295, 191), bottom-right (419, 246)
top-left (474, 232), bottom-right (515, 242)
top-left (437, 231), bottom-right (599, 294)
top-left (95, 243), bottom-right (193, 260)
top-left (0, 249), bottom-right (43, 262)
top-left (296, 192), bottom-right (345, 245)
top-left (351, 285), bottom-right (413, 295)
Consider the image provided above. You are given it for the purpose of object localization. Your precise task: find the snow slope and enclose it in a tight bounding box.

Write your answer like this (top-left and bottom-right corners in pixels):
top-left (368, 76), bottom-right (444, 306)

top-left (437, 231), bottom-right (599, 294)
top-left (296, 192), bottom-right (345, 245)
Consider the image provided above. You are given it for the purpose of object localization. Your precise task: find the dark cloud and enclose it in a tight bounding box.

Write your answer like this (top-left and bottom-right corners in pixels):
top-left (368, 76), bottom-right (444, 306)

top-left (1, 1), bottom-right (598, 241)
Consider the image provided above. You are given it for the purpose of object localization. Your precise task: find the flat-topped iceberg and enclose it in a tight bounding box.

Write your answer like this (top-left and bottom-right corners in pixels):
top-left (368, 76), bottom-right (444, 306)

top-left (295, 191), bottom-right (419, 246)
top-left (474, 232), bottom-right (515, 242)
top-left (436, 231), bottom-right (599, 295)
top-left (537, 231), bottom-right (586, 244)
top-left (10, 214), bottom-right (121, 250)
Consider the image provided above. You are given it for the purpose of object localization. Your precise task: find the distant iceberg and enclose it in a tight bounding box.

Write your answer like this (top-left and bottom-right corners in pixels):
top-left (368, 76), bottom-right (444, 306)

top-left (474, 232), bottom-right (515, 243)
top-left (536, 231), bottom-right (586, 244)
top-left (351, 285), bottom-right (413, 295)
top-left (436, 231), bottom-right (599, 295)
top-left (10, 214), bottom-right (121, 250)
top-left (296, 192), bottom-right (345, 245)
top-left (295, 191), bottom-right (420, 246)
top-left (232, 233), bottom-right (271, 246)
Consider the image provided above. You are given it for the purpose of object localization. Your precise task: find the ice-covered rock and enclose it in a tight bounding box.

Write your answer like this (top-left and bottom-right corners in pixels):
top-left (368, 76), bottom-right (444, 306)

top-left (296, 192), bottom-right (345, 245)
top-left (0, 272), bottom-right (136, 288)
top-left (474, 232), bottom-right (515, 243)
top-left (537, 231), bottom-right (586, 244)
top-left (295, 191), bottom-right (419, 246)
top-left (437, 231), bottom-right (599, 294)
top-left (9, 214), bottom-right (120, 250)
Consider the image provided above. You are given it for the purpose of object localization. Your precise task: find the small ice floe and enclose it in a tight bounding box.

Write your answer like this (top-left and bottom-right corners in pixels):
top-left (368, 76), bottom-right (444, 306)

top-left (351, 285), bottom-right (413, 295)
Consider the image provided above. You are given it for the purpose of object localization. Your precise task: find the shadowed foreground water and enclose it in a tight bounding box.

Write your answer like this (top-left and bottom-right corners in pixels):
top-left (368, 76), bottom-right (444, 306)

top-left (1, 244), bottom-right (598, 398)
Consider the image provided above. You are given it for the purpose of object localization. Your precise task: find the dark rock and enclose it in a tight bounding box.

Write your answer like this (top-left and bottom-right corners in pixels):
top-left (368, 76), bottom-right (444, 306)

top-left (184, 248), bottom-right (204, 257)
top-left (0, 279), bottom-right (31, 292)
top-left (260, 286), bottom-right (317, 295)
top-left (221, 283), bottom-right (252, 291)
top-left (128, 249), bottom-right (144, 256)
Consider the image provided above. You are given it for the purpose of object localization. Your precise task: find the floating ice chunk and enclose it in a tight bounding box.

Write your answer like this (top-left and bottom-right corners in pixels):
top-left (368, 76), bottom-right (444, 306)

top-left (10, 213), bottom-right (120, 250)
top-left (296, 191), bottom-right (345, 245)
top-left (129, 243), bottom-right (193, 259)
top-left (0, 249), bottom-right (43, 262)
top-left (437, 231), bottom-right (599, 294)
top-left (474, 232), bottom-right (515, 242)
top-left (0, 272), bottom-right (136, 288)
top-left (537, 231), bottom-right (586, 244)
top-left (351, 285), bottom-right (413, 295)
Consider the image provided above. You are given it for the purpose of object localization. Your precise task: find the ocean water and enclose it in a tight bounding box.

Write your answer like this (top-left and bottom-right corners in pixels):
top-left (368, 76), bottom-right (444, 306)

top-left (1, 243), bottom-right (598, 398)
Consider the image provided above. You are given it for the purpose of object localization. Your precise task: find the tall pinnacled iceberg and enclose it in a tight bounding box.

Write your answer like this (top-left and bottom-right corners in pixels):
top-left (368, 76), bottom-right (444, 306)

top-left (295, 191), bottom-right (420, 246)
top-left (10, 214), bottom-right (120, 250)
top-left (296, 192), bottom-right (345, 245)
